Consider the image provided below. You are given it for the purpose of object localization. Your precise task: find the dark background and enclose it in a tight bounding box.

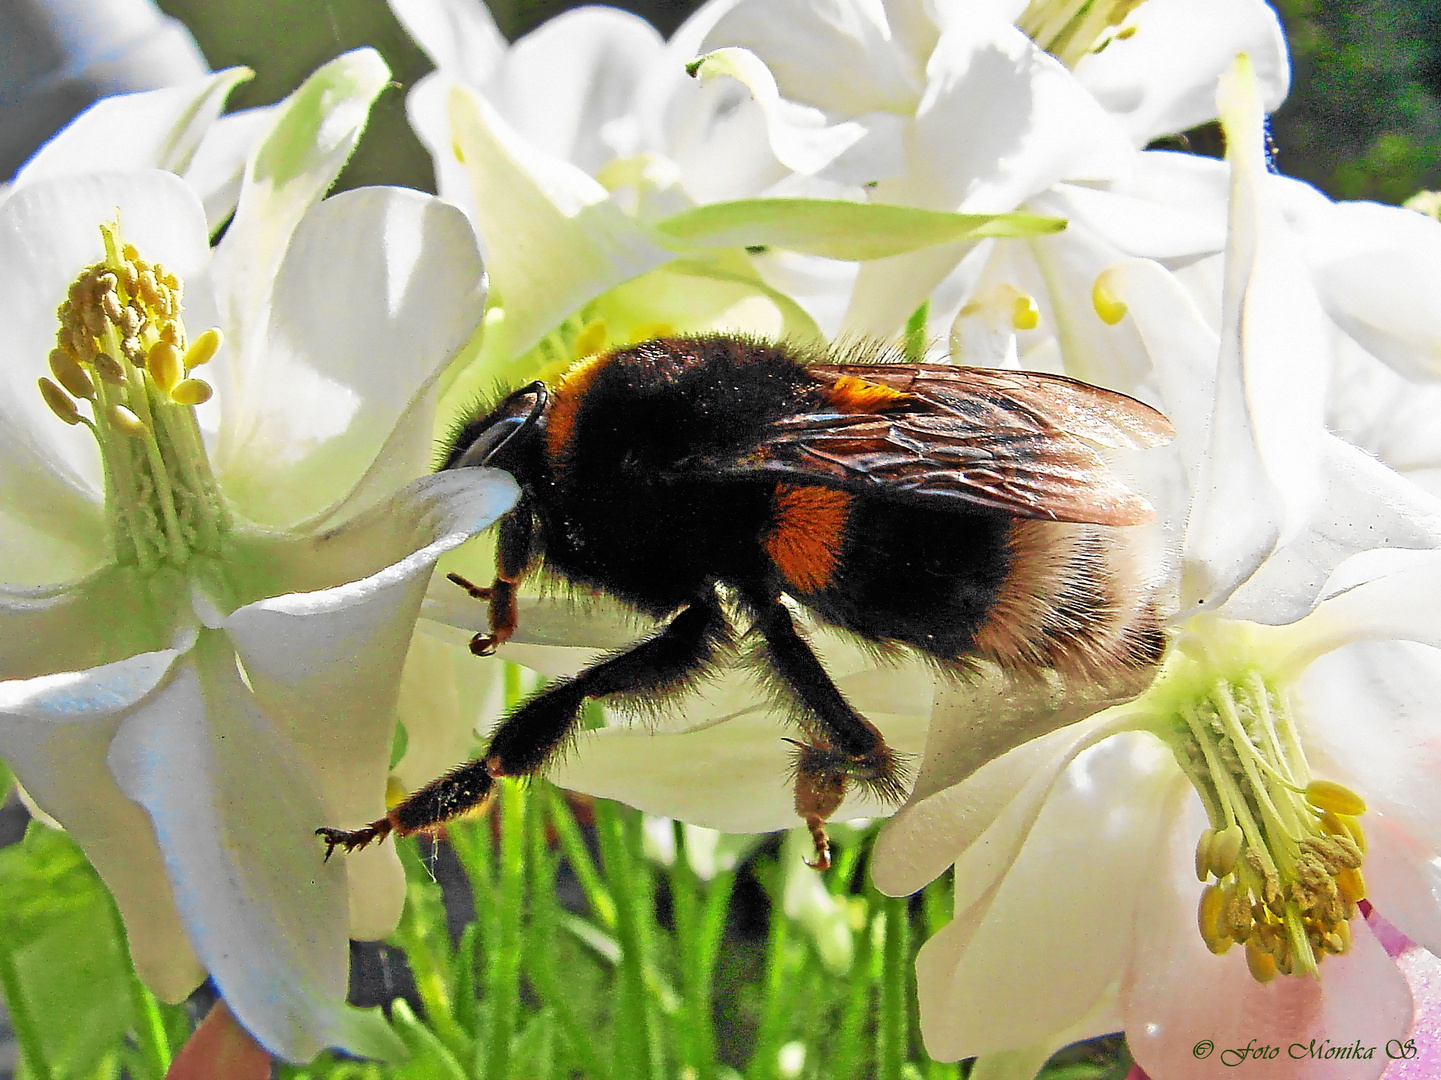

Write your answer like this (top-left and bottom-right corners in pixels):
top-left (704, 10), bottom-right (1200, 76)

top-left (152, 0), bottom-right (1441, 206)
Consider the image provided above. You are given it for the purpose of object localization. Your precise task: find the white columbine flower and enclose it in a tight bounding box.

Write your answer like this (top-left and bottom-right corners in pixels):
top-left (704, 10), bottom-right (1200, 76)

top-left (869, 58), bottom-right (1441, 1077)
top-left (0, 51), bottom-right (517, 1061)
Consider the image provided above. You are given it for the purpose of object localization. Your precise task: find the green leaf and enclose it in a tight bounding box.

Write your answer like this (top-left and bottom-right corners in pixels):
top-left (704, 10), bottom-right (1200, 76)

top-left (653, 199), bottom-right (1066, 261)
top-left (388, 999), bottom-right (467, 1080)
top-left (0, 825), bottom-right (133, 1079)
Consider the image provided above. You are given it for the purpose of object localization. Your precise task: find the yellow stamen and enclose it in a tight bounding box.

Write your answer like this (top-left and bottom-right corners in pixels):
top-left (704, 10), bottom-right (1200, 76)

top-left (1246, 940), bottom-right (1279, 983)
top-left (38, 378), bottom-right (82, 425)
top-left (49, 348), bottom-right (95, 399)
top-left (1198, 885), bottom-right (1232, 954)
top-left (1011, 293), bottom-right (1041, 331)
top-left (1092, 273), bottom-right (1127, 325)
top-left (1306, 780), bottom-right (1367, 816)
top-left (147, 341), bottom-right (182, 392)
top-left (183, 328), bottom-right (222, 369)
top-left (170, 378), bottom-right (213, 406)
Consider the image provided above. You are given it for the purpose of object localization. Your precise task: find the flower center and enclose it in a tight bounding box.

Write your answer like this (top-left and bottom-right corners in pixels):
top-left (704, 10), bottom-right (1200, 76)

top-left (1141, 618), bottom-right (1367, 981)
top-left (39, 222), bottom-right (230, 576)
top-left (1017, 0), bottom-right (1147, 68)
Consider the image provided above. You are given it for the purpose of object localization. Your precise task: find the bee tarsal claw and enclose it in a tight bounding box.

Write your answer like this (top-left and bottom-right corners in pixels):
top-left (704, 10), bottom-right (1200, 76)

top-left (315, 819), bottom-right (392, 861)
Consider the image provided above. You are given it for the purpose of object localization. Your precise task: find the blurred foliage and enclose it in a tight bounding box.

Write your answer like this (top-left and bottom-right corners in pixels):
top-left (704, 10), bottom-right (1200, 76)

top-left (0, 778), bottom-right (1134, 1080)
top-left (1271, 0), bottom-right (1441, 202)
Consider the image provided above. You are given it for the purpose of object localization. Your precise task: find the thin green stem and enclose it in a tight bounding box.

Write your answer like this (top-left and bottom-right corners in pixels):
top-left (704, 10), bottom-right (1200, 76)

top-left (547, 787), bottom-right (617, 930)
top-left (671, 823), bottom-right (717, 1080)
top-left (831, 910), bottom-right (877, 1080)
top-left (486, 779), bottom-right (528, 1080)
top-left (529, 787), bottom-right (612, 1080)
top-left (596, 800), bottom-right (654, 1080)
top-left (0, 938), bottom-right (53, 1080)
top-left (878, 894), bottom-right (910, 1080)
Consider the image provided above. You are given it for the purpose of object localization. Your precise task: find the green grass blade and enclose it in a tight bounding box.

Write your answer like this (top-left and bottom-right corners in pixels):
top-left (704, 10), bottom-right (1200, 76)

top-left (485, 779), bottom-right (529, 1080)
top-left (595, 799), bottom-right (656, 1080)
top-left (878, 895), bottom-right (910, 1080)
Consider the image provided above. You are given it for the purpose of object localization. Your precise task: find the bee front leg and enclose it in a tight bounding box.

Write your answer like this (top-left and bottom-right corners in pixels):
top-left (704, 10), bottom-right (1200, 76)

top-left (452, 507), bottom-right (533, 656)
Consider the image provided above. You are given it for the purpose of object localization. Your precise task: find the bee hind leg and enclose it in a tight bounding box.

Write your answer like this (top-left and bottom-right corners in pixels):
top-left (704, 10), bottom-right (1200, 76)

top-left (751, 598), bottom-right (911, 870)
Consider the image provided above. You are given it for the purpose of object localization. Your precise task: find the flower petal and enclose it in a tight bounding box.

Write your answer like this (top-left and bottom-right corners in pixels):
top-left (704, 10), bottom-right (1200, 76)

top-left (218, 473), bottom-right (515, 940)
top-left (913, 734), bottom-right (1178, 1060)
top-left (0, 564), bottom-right (178, 681)
top-left (183, 106), bottom-right (279, 233)
top-left (699, 0), bottom-right (926, 115)
top-left (13, 69), bottom-right (253, 187)
top-left (208, 49), bottom-right (390, 393)
top-left (1124, 794), bottom-right (1411, 1080)
top-left (106, 632), bottom-right (403, 1063)
top-left (871, 700), bottom-right (1141, 897)
top-left (1181, 58), bottom-right (1330, 614)
top-left (213, 187), bottom-right (486, 528)
top-left (1073, 0), bottom-right (1289, 147)
top-left (446, 84), bottom-right (675, 360)
top-left (1279, 182), bottom-right (1441, 382)
top-left (0, 647), bottom-right (204, 1002)
top-left (388, 0), bottom-right (506, 75)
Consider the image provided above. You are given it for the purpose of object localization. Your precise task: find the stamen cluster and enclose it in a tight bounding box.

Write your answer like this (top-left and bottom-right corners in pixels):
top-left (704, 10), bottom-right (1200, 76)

top-left (1165, 671), bottom-right (1368, 981)
top-left (38, 224), bottom-right (228, 573)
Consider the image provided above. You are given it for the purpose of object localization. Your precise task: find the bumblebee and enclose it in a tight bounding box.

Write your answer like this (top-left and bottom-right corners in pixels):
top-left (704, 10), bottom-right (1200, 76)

top-left (318, 336), bottom-right (1173, 868)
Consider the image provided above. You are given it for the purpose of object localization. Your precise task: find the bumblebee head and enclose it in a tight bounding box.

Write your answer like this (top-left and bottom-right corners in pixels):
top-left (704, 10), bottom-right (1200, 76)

top-left (440, 381), bottom-right (548, 483)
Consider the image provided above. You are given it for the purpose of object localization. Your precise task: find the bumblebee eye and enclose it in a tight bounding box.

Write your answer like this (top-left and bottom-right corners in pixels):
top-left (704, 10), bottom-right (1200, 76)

top-left (449, 381), bottom-right (548, 471)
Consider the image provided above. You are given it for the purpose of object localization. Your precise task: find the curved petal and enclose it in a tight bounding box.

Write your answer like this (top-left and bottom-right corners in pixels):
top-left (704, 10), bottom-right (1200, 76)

top-left (1073, 0), bottom-right (1289, 147)
top-left (491, 6), bottom-right (663, 173)
top-left (387, 0), bottom-right (506, 75)
top-left (0, 647), bottom-right (204, 1002)
top-left (183, 106), bottom-right (278, 233)
top-left (13, 69), bottom-right (253, 187)
top-left (1289, 548), bottom-right (1441, 664)
top-left (225, 468), bottom-right (519, 616)
top-left (0, 564), bottom-right (178, 681)
top-left (107, 633), bottom-right (402, 1063)
top-left (1219, 434), bottom-right (1441, 625)
top-left (0, 171), bottom-right (208, 559)
top-left (213, 187), bottom-right (486, 528)
top-left (217, 472), bottom-right (515, 939)
top-left (689, 48), bottom-right (908, 182)
top-left (1181, 58), bottom-right (1329, 614)
top-left (871, 703), bottom-right (1143, 897)
top-left (913, 734), bottom-right (1179, 1060)
top-left (1279, 184), bottom-right (1441, 382)
top-left (1124, 796), bottom-right (1411, 1080)
top-left (447, 83), bottom-right (675, 359)
top-left (208, 49), bottom-right (390, 403)
top-left (699, 0), bottom-right (926, 115)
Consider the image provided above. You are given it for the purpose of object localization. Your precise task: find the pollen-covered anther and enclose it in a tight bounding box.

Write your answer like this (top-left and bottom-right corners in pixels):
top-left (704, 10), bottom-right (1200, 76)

top-left (147, 340), bottom-right (182, 393)
top-left (1197, 884), bottom-right (1233, 954)
top-left (93, 351), bottom-right (125, 385)
top-left (171, 378), bottom-right (213, 406)
top-left (1246, 939), bottom-right (1279, 983)
top-left (38, 378), bottom-right (82, 425)
top-left (183, 328), bottom-right (222, 369)
top-left (49, 348), bottom-right (95, 399)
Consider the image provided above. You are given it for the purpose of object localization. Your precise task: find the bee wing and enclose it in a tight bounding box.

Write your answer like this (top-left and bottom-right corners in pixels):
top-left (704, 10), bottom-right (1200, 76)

top-left (703, 364), bottom-right (1174, 526)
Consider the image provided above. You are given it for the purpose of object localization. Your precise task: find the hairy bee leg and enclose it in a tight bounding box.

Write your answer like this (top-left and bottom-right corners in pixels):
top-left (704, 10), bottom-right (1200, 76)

top-left (469, 506), bottom-right (533, 656)
top-left (750, 599), bottom-right (910, 865)
top-left (445, 571), bottom-right (491, 601)
top-left (486, 594), bottom-right (731, 774)
top-left (317, 596), bottom-right (729, 858)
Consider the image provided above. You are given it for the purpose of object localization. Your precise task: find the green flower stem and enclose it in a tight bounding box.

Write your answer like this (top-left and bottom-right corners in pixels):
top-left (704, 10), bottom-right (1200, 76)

top-left (831, 910), bottom-right (879, 1080)
top-left (744, 868), bottom-right (813, 1080)
top-left (451, 922), bottom-right (481, 1040)
top-left (0, 937), bottom-right (53, 1080)
top-left (102, 884), bottom-right (171, 1079)
top-left (391, 845), bottom-right (467, 1059)
top-left (922, 875), bottom-right (960, 1080)
top-left (546, 788), bottom-right (617, 930)
top-left (670, 823), bottom-right (717, 1080)
top-left (485, 779), bottom-right (528, 1080)
top-left (595, 799), bottom-right (656, 1080)
top-left (878, 894), bottom-right (910, 1080)
top-left (528, 788), bottom-right (612, 1080)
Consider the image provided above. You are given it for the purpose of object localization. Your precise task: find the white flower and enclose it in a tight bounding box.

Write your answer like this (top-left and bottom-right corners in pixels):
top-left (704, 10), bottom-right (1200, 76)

top-left (0, 51), bottom-right (515, 1062)
top-left (868, 58), bottom-right (1441, 1077)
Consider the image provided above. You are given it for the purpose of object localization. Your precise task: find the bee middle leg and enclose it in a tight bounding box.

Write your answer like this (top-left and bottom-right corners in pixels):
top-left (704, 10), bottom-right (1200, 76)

top-left (318, 593), bottom-right (730, 859)
top-left (749, 598), bottom-right (908, 870)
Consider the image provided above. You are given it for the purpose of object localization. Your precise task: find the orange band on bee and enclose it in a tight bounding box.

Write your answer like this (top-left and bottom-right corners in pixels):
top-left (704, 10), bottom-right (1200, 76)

top-left (545, 352), bottom-right (612, 461)
top-left (766, 484), bottom-right (849, 593)
top-left (826, 374), bottom-right (907, 413)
